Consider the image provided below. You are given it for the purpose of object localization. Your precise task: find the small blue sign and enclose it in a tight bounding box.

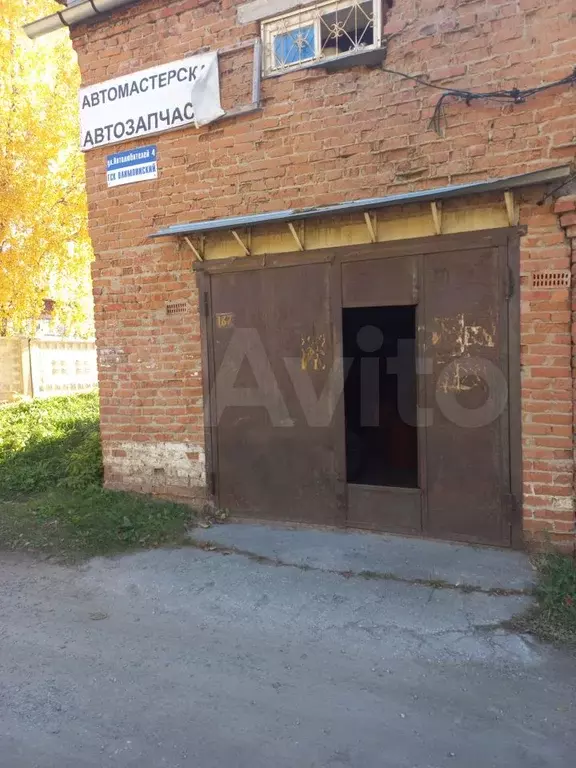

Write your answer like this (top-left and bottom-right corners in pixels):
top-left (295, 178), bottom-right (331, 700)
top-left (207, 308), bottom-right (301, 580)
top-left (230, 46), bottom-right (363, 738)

top-left (106, 145), bottom-right (157, 187)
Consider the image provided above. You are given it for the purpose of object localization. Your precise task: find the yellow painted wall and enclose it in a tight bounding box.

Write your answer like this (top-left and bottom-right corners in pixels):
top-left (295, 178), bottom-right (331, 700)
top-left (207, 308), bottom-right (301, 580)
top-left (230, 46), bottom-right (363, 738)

top-left (192, 194), bottom-right (511, 261)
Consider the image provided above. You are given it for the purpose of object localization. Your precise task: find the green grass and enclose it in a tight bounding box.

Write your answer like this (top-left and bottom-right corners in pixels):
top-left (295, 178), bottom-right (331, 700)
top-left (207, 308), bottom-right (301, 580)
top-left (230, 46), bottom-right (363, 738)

top-left (0, 393), bottom-right (196, 559)
top-left (515, 553), bottom-right (576, 647)
top-left (0, 392), bottom-right (102, 495)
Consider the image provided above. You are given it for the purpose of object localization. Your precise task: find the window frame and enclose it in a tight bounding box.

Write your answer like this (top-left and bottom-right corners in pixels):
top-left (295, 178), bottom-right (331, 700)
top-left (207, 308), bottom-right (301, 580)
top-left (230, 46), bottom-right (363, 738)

top-left (261, 0), bottom-right (383, 77)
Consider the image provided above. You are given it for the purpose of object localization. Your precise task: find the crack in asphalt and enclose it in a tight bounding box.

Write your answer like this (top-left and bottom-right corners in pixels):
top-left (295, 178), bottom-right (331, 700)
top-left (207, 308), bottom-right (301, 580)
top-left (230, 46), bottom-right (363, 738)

top-left (187, 538), bottom-right (534, 598)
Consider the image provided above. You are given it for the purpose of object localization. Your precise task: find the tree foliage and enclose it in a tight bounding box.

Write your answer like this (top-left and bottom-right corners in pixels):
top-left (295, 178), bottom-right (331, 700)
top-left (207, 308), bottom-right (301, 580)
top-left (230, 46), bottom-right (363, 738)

top-left (0, 1), bottom-right (93, 335)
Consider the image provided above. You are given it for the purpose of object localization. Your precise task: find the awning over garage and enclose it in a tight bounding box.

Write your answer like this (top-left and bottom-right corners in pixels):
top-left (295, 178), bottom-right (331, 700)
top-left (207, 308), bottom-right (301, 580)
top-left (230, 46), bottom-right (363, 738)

top-left (150, 165), bottom-right (572, 241)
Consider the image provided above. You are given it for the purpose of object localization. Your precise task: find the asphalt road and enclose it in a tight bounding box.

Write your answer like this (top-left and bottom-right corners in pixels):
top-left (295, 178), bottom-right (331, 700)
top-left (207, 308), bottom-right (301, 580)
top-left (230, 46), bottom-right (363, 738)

top-left (0, 545), bottom-right (574, 768)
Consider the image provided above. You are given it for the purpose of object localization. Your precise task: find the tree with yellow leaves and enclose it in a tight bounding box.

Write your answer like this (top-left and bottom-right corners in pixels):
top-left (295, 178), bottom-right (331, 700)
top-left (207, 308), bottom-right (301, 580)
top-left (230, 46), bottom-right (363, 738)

top-left (0, 0), bottom-right (93, 336)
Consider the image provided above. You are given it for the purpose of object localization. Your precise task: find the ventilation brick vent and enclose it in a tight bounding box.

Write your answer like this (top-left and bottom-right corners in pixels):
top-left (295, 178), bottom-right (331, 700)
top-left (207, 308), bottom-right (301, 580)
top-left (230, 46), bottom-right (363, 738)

top-left (166, 301), bottom-right (189, 316)
top-left (531, 271), bottom-right (571, 289)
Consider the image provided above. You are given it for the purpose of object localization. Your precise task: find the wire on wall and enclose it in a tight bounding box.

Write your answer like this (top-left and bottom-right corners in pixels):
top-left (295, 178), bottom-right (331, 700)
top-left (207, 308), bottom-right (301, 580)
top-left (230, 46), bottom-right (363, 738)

top-left (380, 66), bottom-right (576, 136)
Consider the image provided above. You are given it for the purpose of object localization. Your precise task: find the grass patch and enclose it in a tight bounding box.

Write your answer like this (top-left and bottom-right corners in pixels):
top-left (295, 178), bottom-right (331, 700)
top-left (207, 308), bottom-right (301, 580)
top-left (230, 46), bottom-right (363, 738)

top-left (0, 392), bottom-right (102, 495)
top-left (514, 553), bottom-right (576, 647)
top-left (0, 489), bottom-right (194, 560)
top-left (0, 393), bottom-right (196, 560)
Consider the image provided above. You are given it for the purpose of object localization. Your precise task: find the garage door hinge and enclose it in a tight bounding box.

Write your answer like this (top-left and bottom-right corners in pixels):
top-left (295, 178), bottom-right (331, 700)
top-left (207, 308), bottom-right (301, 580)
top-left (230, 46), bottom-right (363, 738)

top-left (208, 470), bottom-right (216, 496)
top-left (203, 292), bottom-right (210, 318)
top-left (505, 267), bottom-right (515, 300)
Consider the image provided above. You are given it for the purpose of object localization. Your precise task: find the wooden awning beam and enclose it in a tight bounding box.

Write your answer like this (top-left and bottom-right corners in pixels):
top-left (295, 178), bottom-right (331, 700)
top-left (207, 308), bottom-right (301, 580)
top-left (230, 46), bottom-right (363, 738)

top-left (364, 212), bottom-right (377, 243)
top-left (231, 229), bottom-right (251, 256)
top-left (430, 201), bottom-right (443, 235)
top-left (288, 222), bottom-right (305, 251)
top-left (504, 190), bottom-right (519, 226)
top-left (184, 236), bottom-right (204, 261)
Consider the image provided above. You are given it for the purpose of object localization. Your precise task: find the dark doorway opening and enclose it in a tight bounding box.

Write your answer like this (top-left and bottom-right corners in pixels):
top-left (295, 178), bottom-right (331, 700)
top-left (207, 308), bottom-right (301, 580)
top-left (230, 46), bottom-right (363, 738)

top-left (342, 306), bottom-right (418, 488)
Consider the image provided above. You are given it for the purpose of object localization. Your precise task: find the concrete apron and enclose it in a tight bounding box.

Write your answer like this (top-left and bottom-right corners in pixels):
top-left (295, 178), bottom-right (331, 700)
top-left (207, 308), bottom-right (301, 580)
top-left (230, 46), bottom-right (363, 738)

top-left (189, 522), bottom-right (543, 669)
top-left (191, 522), bottom-right (537, 593)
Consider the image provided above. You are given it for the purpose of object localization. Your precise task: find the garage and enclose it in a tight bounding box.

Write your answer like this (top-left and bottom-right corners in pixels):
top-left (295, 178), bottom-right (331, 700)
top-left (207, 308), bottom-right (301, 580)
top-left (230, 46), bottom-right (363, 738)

top-left (195, 223), bottom-right (521, 547)
top-left (147, 167), bottom-right (576, 548)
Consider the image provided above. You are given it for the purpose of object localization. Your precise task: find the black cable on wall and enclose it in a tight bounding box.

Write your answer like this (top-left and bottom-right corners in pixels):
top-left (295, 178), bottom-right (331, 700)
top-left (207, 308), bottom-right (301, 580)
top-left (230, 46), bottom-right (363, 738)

top-left (379, 66), bottom-right (576, 136)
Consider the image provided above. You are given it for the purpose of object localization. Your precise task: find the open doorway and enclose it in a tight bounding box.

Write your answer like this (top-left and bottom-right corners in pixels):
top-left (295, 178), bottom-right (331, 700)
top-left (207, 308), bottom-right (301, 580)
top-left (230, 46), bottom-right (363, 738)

top-left (342, 306), bottom-right (418, 488)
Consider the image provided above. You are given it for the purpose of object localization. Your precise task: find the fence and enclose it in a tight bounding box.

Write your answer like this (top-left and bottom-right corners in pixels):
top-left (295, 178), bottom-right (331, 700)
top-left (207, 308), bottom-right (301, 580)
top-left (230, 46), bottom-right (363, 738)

top-left (0, 338), bottom-right (98, 403)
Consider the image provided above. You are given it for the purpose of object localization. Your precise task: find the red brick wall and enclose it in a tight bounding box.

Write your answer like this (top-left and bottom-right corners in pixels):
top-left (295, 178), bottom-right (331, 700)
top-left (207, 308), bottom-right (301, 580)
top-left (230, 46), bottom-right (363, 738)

top-left (71, 0), bottom-right (576, 544)
top-left (520, 195), bottom-right (574, 548)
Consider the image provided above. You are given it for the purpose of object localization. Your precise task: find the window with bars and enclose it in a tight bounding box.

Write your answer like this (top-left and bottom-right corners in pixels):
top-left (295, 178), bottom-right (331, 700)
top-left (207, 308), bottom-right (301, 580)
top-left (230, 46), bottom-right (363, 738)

top-left (262, 0), bottom-right (383, 75)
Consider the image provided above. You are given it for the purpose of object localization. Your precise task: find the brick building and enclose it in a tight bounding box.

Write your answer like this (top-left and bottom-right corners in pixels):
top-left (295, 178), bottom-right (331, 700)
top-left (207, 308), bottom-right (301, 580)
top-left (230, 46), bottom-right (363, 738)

top-left (26, 0), bottom-right (576, 549)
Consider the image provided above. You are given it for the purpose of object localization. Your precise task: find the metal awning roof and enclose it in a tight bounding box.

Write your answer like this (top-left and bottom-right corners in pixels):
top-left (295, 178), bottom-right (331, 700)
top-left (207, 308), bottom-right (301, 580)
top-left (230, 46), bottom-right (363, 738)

top-left (150, 165), bottom-right (572, 239)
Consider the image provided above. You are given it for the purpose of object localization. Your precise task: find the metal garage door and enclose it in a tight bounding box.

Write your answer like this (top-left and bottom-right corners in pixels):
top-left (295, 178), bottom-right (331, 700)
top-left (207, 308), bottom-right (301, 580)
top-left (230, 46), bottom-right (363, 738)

top-left (200, 230), bottom-right (520, 546)
top-left (203, 257), bottom-right (343, 526)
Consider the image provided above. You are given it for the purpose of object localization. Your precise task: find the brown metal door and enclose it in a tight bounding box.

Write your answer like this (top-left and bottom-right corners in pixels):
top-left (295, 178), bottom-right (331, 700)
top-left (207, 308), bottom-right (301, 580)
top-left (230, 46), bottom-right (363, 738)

top-left (206, 262), bottom-right (341, 525)
top-left (422, 244), bottom-right (511, 545)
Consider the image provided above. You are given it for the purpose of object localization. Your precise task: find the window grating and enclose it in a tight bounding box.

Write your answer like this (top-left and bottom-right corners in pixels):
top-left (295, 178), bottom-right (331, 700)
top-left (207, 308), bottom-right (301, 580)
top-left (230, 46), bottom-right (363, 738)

top-left (166, 301), bottom-right (189, 316)
top-left (262, 0), bottom-right (382, 75)
top-left (530, 271), bottom-right (571, 289)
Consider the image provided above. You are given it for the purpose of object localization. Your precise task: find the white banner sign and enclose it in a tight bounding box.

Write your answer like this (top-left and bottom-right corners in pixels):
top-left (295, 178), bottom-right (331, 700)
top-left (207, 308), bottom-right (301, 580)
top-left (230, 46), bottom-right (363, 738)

top-left (79, 52), bottom-right (224, 151)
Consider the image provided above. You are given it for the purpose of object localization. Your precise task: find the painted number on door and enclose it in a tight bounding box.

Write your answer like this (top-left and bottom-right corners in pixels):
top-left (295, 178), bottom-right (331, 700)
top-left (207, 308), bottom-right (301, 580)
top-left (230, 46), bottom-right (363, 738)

top-left (216, 313), bottom-right (234, 329)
